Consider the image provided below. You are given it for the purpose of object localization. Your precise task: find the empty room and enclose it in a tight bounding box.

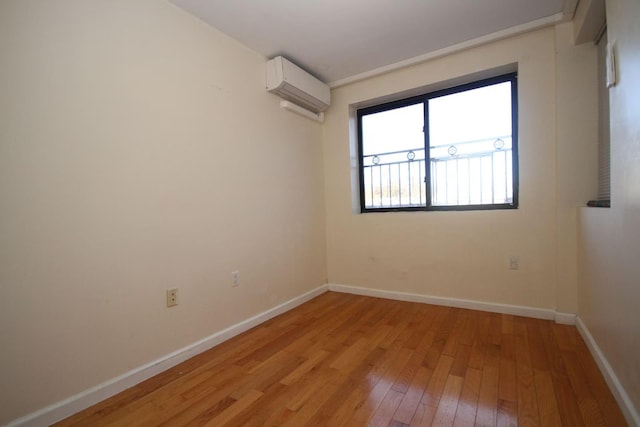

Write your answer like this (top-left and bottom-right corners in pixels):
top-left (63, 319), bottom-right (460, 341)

top-left (1, 0), bottom-right (638, 426)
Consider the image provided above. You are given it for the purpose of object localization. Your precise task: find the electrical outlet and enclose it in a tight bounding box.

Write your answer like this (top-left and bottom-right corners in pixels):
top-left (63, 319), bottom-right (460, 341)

top-left (167, 288), bottom-right (178, 307)
top-left (509, 256), bottom-right (520, 270)
top-left (232, 270), bottom-right (240, 287)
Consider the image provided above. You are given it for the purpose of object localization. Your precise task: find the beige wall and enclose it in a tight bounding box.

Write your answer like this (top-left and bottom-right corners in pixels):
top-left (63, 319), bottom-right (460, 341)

top-left (323, 28), bottom-right (596, 313)
top-left (555, 22), bottom-right (599, 314)
top-left (578, 0), bottom-right (640, 419)
top-left (0, 0), bottom-right (326, 423)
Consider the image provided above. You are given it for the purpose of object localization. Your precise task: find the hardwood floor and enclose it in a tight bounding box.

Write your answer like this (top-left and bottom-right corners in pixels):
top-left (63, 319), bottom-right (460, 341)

top-left (55, 292), bottom-right (627, 426)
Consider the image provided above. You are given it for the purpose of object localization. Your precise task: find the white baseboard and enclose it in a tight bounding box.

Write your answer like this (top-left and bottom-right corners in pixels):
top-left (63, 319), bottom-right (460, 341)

top-left (6, 285), bottom-right (329, 427)
top-left (328, 283), bottom-right (576, 324)
top-left (554, 312), bottom-right (577, 325)
top-left (576, 316), bottom-right (640, 427)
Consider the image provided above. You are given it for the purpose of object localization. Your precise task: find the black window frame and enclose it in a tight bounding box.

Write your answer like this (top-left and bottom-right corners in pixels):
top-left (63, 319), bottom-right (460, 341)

top-left (357, 72), bottom-right (519, 213)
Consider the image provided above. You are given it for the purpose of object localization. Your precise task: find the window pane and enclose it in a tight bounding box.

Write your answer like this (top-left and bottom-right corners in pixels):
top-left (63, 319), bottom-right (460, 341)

top-left (428, 81), bottom-right (513, 206)
top-left (361, 103), bottom-right (425, 208)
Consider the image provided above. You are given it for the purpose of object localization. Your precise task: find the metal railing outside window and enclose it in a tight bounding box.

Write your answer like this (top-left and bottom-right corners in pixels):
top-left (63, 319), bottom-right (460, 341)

top-left (363, 136), bottom-right (513, 209)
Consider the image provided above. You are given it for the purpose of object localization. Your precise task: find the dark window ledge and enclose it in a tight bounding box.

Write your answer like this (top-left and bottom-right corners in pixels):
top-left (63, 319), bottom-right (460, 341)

top-left (587, 200), bottom-right (610, 208)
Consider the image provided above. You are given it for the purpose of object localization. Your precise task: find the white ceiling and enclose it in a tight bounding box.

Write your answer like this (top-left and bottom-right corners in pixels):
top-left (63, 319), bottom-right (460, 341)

top-left (170, 0), bottom-right (569, 86)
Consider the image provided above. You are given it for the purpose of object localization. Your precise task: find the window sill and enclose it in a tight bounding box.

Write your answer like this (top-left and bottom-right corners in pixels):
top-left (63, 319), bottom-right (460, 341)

top-left (586, 200), bottom-right (610, 208)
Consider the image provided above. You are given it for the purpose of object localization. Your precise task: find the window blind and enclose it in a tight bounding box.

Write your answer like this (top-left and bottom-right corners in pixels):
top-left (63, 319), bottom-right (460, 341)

top-left (597, 31), bottom-right (611, 202)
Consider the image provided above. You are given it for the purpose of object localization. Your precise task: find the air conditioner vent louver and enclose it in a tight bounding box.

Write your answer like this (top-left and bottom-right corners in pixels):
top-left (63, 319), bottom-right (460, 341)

top-left (266, 56), bottom-right (330, 114)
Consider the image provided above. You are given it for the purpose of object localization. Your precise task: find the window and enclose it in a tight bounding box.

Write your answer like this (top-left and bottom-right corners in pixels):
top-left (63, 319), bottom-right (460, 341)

top-left (357, 73), bottom-right (518, 212)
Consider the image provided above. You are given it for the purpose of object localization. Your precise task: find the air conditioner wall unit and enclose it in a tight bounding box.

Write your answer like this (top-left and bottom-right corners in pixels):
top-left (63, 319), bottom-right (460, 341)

top-left (266, 56), bottom-right (330, 114)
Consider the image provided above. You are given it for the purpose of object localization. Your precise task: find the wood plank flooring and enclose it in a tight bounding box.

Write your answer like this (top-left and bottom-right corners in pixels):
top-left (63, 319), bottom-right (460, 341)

top-left (55, 292), bottom-right (627, 426)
